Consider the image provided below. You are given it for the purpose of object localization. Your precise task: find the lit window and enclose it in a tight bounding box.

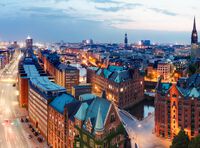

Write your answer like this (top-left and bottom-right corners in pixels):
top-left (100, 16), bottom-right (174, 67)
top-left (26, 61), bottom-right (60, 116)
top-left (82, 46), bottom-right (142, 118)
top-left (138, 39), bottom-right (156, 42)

top-left (120, 88), bottom-right (123, 92)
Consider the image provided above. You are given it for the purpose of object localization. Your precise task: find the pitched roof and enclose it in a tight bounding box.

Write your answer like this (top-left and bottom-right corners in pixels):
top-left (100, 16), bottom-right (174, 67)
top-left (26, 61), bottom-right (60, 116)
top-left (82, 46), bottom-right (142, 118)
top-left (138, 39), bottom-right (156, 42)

top-left (83, 97), bottom-right (111, 133)
top-left (90, 65), bottom-right (133, 83)
top-left (50, 93), bottom-right (77, 114)
top-left (74, 103), bottom-right (88, 121)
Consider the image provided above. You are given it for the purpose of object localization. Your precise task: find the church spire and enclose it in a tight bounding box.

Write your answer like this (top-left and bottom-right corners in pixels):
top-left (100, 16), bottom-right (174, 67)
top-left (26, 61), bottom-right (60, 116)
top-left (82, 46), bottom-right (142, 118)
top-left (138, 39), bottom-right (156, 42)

top-left (193, 17), bottom-right (197, 31)
top-left (191, 16), bottom-right (198, 44)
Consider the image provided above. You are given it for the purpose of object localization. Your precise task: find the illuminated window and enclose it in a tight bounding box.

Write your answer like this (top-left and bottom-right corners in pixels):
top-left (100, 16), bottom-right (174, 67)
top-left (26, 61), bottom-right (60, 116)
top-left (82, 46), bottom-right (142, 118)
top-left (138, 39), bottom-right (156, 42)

top-left (120, 88), bottom-right (123, 92)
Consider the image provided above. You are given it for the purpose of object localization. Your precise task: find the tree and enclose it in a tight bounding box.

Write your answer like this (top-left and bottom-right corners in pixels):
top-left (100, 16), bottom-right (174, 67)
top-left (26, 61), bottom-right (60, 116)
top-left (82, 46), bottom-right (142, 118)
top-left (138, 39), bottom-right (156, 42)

top-left (170, 130), bottom-right (190, 148)
top-left (189, 135), bottom-right (200, 148)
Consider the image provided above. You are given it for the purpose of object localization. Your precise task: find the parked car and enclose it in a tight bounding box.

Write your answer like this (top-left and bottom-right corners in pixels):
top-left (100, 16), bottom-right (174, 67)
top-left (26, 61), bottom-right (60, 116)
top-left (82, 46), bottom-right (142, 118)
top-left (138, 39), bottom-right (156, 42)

top-left (28, 135), bottom-right (32, 139)
top-left (25, 118), bottom-right (29, 122)
top-left (34, 132), bottom-right (39, 136)
top-left (37, 137), bottom-right (43, 143)
top-left (29, 124), bottom-right (32, 128)
top-left (20, 118), bottom-right (24, 122)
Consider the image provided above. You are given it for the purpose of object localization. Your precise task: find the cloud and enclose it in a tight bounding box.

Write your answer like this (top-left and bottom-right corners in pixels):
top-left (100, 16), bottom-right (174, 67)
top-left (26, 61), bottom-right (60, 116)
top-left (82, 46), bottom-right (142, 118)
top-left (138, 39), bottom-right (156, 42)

top-left (149, 8), bottom-right (178, 16)
top-left (90, 0), bottom-right (119, 3)
top-left (95, 3), bottom-right (142, 12)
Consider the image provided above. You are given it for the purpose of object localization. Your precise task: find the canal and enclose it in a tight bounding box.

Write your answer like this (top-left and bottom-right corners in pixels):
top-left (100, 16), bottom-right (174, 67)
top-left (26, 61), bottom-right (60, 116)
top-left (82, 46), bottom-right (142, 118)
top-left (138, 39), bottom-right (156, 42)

top-left (126, 98), bottom-right (155, 120)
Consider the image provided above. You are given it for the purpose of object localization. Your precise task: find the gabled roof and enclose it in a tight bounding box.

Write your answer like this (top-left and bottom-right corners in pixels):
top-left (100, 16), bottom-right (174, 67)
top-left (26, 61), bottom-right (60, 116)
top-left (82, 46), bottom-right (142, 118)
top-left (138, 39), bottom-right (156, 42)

top-left (74, 103), bottom-right (88, 121)
top-left (92, 65), bottom-right (133, 83)
top-left (83, 97), bottom-right (111, 133)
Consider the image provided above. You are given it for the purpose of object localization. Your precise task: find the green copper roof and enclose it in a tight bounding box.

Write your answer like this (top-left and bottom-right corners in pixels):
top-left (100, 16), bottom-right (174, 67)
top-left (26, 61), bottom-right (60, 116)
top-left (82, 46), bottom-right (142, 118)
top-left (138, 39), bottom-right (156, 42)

top-left (83, 97), bottom-right (111, 131)
top-left (107, 65), bottom-right (124, 72)
top-left (74, 103), bottom-right (88, 121)
top-left (23, 65), bottom-right (40, 78)
top-left (103, 69), bottom-right (112, 78)
top-left (79, 93), bottom-right (96, 101)
top-left (189, 87), bottom-right (200, 98)
top-left (94, 106), bottom-right (104, 132)
top-left (50, 93), bottom-right (76, 114)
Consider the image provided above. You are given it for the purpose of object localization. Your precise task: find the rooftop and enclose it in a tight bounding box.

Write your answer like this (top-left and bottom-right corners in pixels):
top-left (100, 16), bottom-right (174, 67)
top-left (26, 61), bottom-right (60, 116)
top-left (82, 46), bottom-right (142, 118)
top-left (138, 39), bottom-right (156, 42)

top-left (89, 65), bottom-right (133, 83)
top-left (23, 65), bottom-right (40, 78)
top-left (50, 93), bottom-right (77, 114)
top-left (30, 76), bottom-right (65, 92)
top-left (79, 93), bottom-right (96, 101)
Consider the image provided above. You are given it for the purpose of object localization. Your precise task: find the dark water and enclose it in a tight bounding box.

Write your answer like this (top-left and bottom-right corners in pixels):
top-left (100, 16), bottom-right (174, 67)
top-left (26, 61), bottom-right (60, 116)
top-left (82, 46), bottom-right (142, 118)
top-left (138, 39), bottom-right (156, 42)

top-left (126, 98), bottom-right (155, 120)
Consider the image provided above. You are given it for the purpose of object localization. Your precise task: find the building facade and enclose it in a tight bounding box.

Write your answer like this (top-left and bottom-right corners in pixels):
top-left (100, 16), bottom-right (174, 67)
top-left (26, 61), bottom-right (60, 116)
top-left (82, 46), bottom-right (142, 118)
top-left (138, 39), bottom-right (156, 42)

top-left (71, 84), bottom-right (92, 99)
top-left (18, 57), bottom-right (46, 108)
top-left (48, 92), bottom-right (129, 148)
top-left (28, 76), bottom-right (66, 139)
top-left (87, 65), bottom-right (144, 109)
top-left (155, 74), bottom-right (200, 139)
top-left (38, 50), bottom-right (80, 94)
top-left (157, 61), bottom-right (172, 81)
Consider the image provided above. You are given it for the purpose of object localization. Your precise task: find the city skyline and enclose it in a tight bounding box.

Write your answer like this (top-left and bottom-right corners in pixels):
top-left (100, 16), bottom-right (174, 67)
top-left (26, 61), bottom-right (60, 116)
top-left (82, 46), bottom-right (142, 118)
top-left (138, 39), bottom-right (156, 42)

top-left (0, 0), bottom-right (200, 43)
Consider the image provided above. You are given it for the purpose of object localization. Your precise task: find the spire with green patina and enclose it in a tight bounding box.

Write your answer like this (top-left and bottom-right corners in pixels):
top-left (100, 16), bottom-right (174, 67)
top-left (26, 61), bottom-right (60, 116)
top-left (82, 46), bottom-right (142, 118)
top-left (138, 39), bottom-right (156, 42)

top-left (94, 106), bottom-right (104, 132)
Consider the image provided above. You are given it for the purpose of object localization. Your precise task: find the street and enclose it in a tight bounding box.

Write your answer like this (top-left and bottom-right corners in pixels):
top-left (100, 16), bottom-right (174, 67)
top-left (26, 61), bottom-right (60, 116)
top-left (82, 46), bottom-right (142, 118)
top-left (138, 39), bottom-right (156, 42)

top-left (0, 52), bottom-right (47, 148)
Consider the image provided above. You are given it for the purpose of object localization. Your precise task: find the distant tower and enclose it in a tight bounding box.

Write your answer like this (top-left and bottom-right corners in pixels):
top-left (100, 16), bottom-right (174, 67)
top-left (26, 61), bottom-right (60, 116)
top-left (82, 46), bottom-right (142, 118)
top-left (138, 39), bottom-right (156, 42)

top-left (25, 36), bottom-right (33, 57)
top-left (191, 17), bottom-right (198, 44)
top-left (124, 33), bottom-right (128, 49)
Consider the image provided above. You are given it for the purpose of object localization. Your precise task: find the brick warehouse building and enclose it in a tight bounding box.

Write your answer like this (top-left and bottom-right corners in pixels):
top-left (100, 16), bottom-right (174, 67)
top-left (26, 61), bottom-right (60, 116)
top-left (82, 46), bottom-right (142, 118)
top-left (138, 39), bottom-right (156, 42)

top-left (87, 65), bottom-right (144, 109)
top-left (28, 76), bottom-right (66, 139)
top-left (17, 57), bottom-right (46, 108)
top-left (48, 93), bottom-right (129, 148)
top-left (38, 50), bottom-right (79, 94)
top-left (155, 74), bottom-right (200, 139)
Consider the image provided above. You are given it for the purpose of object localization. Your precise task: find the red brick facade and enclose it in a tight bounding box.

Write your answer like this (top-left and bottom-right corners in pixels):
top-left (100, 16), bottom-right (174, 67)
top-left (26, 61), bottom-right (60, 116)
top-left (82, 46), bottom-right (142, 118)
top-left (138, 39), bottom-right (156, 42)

top-left (155, 84), bottom-right (200, 140)
top-left (87, 68), bottom-right (144, 109)
top-left (18, 77), bottom-right (29, 108)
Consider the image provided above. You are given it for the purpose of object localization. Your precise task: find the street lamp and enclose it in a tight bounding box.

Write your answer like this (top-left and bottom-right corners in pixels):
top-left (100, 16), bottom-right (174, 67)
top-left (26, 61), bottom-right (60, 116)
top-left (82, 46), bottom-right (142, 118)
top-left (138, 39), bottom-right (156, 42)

top-left (137, 124), bottom-right (141, 128)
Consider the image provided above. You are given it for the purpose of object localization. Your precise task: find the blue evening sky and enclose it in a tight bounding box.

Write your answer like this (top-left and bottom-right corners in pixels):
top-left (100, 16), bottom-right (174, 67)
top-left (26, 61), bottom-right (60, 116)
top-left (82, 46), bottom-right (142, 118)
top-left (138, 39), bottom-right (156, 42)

top-left (0, 0), bottom-right (200, 44)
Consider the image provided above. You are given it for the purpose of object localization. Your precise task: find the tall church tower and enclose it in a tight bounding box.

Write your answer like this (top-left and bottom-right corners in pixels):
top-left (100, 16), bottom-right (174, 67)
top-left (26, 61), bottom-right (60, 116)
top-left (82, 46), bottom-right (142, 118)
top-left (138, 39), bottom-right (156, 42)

top-left (191, 17), bottom-right (198, 44)
top-left (124, 33), bottom-right (128, 49)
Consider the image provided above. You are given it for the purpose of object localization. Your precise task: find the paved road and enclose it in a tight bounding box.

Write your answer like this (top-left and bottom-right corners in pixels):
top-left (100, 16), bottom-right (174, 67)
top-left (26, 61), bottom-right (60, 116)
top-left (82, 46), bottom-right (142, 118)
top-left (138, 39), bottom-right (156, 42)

top-left (0, 52), bottom-right (48, 148)
top-left (0, 53), bottom-right (30, 148)
top-left (119, 109), bottom-right (171, 148)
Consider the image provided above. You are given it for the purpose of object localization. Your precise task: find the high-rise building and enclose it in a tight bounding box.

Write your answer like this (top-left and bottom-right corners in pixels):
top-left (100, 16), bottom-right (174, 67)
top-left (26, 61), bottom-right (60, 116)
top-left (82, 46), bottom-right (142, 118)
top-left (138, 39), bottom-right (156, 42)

top-left (124, 33), bottom-right (128, 49)
top-left (191, 17), bottom-right (198, 44)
